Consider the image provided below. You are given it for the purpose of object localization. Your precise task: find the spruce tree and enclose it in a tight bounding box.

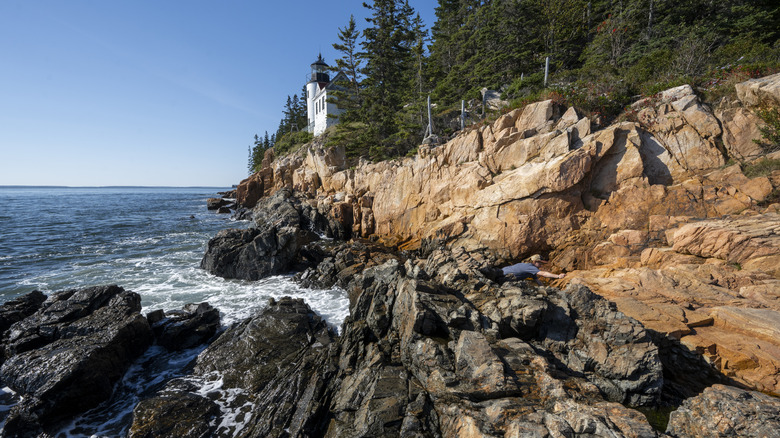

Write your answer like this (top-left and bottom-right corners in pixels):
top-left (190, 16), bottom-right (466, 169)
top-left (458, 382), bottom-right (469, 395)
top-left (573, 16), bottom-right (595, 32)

top-left (360, 0), bottom-right (419, 159)
top-left (332, 15), bottom-right (363, 102)
top-left (249, 134), bottom-right (267, 173)
top-left (326, 15), bottom-right (370, 158)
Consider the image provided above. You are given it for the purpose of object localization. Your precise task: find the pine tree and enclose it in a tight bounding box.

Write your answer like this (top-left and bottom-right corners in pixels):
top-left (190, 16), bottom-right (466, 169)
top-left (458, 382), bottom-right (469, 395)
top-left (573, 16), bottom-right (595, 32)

top-left (249, 133), bottom-right (268, 173)
top-left (359, 0), bottom-right (419, 159)
top-left (427, 0), bottom-right (545, 105)
top-left (394, 11), bottom-right (430, 149)
top-left (332, 15), bottom-right (363, 102)
top-left (326, 15), bottom-right (370, 158)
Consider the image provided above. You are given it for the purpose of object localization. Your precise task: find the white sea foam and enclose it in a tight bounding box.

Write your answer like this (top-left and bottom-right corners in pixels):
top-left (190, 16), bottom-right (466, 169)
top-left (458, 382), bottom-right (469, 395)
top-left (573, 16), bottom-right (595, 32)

top-left (1, 187), bottom-right (353, 435)
top-left (187, 372), bottom-right (255, 436)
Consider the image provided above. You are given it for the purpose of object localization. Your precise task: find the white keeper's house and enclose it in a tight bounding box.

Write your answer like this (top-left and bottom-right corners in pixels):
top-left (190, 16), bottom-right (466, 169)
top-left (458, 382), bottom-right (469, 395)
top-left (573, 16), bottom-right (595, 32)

top-left (306, 54), bottom-right (347, 136)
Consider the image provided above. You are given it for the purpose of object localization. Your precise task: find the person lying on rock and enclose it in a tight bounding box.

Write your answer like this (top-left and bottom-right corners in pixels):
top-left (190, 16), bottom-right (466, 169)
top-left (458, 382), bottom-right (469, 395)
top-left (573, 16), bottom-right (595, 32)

top-left (501, 254), bottom-right (565, 285)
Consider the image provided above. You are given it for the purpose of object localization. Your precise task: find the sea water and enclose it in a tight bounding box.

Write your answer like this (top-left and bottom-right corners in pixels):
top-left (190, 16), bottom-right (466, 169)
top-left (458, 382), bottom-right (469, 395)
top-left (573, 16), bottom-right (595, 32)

top-left (0, 186), bottom-right (350, 436)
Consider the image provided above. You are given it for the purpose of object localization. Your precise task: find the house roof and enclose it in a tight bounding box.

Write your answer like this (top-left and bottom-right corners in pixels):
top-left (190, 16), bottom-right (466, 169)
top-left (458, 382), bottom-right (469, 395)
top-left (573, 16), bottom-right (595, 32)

top-left (312, 71), bottom-right (349, 98)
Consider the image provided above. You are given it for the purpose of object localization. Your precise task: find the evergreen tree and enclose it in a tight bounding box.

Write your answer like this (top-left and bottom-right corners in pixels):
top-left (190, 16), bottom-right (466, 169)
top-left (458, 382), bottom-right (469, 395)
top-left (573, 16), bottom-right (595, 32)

top-left (332, 15), bottom-right (363, 102)
top-left (249, 133), bottom-right (270, 173)
top-left (326, 15), bottom-right (370, 158)
top-left (427, 0), bottom-right (545, 105)
top-left (394, 11), bottom-right (431, 149)
top-left (359, 0), bottom-right (419, 159)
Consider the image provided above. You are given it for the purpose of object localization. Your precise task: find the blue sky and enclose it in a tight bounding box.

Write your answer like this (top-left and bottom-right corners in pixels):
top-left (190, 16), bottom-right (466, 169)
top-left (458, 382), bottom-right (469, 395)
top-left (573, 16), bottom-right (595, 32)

top-left (0, 0), bottom-right (437, 187)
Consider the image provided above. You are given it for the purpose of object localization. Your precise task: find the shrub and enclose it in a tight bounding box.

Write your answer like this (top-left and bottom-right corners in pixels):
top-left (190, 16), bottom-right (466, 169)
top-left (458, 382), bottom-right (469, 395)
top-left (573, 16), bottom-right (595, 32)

top-left (274, 130), bottom-right (313, 155)
top-left (742, 158), bottom-right (780, 178)
top-left (542, 81), bottom-right (631, 126)
top-left (699, 64), bottom-right (766, 103)
top-left (753, 107), bottom-right (780, 154)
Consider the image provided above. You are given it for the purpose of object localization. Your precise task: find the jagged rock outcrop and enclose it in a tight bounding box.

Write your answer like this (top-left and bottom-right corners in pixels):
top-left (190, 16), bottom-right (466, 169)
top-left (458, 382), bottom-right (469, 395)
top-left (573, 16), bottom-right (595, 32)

top-left (200, 189), bottom-right (331, 280)
top-left (129, 296), bottom-right (336, 438)
top-left (0, 290), bottom-right (46, 342)
top-left (568, 213), bottom-right (780, 396)
top-left (147, 302), bottom-right (221, 351)
top-left (146, 237), bottom-right (666, 437)
top-left (666, 384), bottom-right (780, 437)
top-left (0, 288), bottom-right (228, 437)
top-left (0, 285), bottom-right (154, 437)
top-left (236, 77), bottom-right (778, 261)
top-left (163, 75), bottom-right (780, 437)
top-left (230, 74), bottom-right (780, 397)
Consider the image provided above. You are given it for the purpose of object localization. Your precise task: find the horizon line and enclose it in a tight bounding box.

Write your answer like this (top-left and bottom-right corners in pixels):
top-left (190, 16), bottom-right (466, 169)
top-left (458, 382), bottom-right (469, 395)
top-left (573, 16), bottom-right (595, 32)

top-left (0, 185), bottom-right (236, 189)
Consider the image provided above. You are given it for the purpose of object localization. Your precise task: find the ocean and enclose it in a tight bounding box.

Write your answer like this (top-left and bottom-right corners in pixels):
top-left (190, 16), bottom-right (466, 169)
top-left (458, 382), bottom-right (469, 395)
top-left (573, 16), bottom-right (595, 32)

top-left (0, 186), bottom-right (349, 436)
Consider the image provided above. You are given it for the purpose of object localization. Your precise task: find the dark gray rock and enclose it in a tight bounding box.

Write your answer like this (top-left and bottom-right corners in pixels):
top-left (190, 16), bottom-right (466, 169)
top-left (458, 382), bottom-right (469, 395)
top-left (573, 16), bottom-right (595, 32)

top-left (150, 302), bottom-right (220, 351)
top-left (169, 215), bottom-right (672, 436)
top-left (666, 384), bottom-right (780, 437)
top-left (539, 284), bottom-right (663, 406)
top-left (230, 206), bottom-right (253, 221)
top-left (0, 285), bottom-right (153, 437)
top-left (206, 198), bottom-right (228, 210)
top-left (0, 290), bottom-right (46, 335)
top-left (0, 290), bottom-right (46, 362)
top-left (200, 189), bottom-right (323, 280)
top-left (129, 297), bottom-right (337, 437)
top-left (129, 379), bottom-right (219, 438)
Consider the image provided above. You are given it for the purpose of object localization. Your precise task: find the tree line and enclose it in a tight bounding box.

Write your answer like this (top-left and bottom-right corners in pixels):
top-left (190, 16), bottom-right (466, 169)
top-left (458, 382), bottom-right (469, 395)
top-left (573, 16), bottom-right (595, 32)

top-left (250, 0), bottom-right (780, 172)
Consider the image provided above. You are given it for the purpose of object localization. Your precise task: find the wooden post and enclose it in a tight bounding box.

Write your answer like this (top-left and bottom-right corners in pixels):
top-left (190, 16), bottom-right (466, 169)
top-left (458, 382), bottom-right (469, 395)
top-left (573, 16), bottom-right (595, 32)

top-left (544, 57), bottom-right (550, 87)
top-left (427, 95), bottom-right (434, 136)
top-left (460, 100), bottom-right (465, 131)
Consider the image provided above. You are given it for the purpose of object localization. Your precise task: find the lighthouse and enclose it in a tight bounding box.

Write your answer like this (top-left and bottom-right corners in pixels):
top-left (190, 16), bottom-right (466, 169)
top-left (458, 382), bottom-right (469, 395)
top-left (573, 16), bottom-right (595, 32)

top-left (305, 54), bottom-right (346, 136)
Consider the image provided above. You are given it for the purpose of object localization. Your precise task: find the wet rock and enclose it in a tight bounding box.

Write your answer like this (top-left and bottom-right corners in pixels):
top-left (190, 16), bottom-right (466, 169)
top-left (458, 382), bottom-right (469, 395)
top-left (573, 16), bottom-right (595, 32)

top-left (129, 296), bottom-right (336, 437)
top-left (0, 290), bottom-right (46, 343)
top-left (150, 302), bottom-right (220, 351)
top-left (206, 198), bottom-right (228, 210)
top-left (294, 239), bottom-right (399, 290)
top-left (230, 206), bottom-right (253, 221)
top-left (200, 189), bottom-right (324, 280)
top-left (0, 285), bottom-right (153, 437)
top-left (666, 384), bottom-right (780, 437)
top-left (129, 379), bottom-right (219, 438)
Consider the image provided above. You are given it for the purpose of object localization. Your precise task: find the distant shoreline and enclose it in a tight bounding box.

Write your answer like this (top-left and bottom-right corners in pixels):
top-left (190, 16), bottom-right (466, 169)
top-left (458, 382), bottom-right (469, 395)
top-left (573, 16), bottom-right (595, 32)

top-left (0, 185), bottom-right (231, 189)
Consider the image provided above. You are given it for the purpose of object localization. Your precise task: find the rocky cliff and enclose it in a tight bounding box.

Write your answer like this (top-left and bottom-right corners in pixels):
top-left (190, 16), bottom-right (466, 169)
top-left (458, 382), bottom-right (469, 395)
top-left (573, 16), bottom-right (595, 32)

top-left (233, 74), bottom-right (780, 400)
top-left (3, 75), bottom-right (779, 437)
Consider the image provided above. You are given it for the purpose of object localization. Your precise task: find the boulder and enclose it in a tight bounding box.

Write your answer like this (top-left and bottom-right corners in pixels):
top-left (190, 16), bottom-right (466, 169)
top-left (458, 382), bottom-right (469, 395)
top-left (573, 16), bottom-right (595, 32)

top-left (0, 285), bottom-right (153, 437)
top-left (735, 72), bottom-right (780, 108)
top-left (129, 296), bottom-right (336, 438)
top-left (481, 88), bottom-right (509, 111)
top-left (0, 290), bottom-right (46, 341)
top-left (666, 384), bottom-right (780, 437)
top-left (148, 302), bottom-right (220, 351)
top-left (129, 379), bottom-right (220, 438)
top-left (716, 107), bottom-right (767, 161)
top-left (200, 189), bottom-right (324, 280)
top-left (205, 198), bottom-right (228, 210)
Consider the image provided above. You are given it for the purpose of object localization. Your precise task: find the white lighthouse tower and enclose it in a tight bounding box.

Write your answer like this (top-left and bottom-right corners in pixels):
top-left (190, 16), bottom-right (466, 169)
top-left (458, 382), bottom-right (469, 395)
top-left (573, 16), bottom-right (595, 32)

top-left (305, 54), bottom-right (346, 136)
